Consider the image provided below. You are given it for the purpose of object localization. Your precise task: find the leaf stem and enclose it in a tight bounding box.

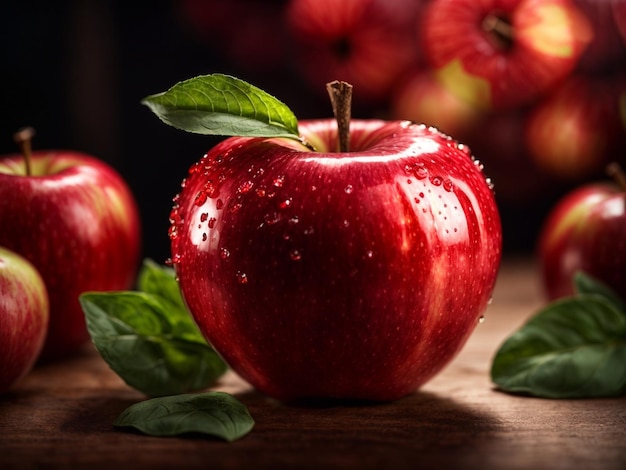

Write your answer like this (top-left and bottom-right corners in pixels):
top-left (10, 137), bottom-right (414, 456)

top-left (607, 162), bottom-right (626, 192)
top-left (13, 127), bottom-right (35, 176)
top-left (326, 80), bottom-right (353, 152)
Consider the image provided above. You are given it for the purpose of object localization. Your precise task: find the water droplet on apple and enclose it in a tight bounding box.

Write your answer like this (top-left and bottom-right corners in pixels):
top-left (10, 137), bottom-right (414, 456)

top-left (478, 315), bottom-right (485, 324)
top-left (208, 217), bottom-right (217, 229)
top-left (264, 212), bottom-right (281, 225)
top-left (304, 226), bottom-right (314, 235)
top-left (230, 202), bottom-right (243, 213)
top-left (194, 191), bottom-right (208, 206)
top-left (200, 213), bottom-right (209, 223)
top-left (236, 271), bottom-right (248, 284)
top-left (415, 167), bottom-right (428, 180)
top-left (430, 176), bottom-right (443, 186)
top-left (289, 249), bottom-right (302, 261)
top-left (457, 143), bottom-right (471, 154)
top-left (237, 180), bottom-right (254, 194)
top-left (443, 180), bottom-right (454, 192)
top-left (473, 159), bottom-right (484, 171)
top-left (344, 184), bottom-right (353, 194)
top-left (365, 250), bottom-right (374, 259)
top-left (168, 224), bottom-right (178, 240)
top-left (216, 199), bottom-right (224, 210)
top-left (289, 216), bottom-right (299, 225)
top-left (256, 187), bottom-right (267, 197)
top-left (220, 248), bottom-right (230, 259)
top-left (279, 198), bottom-right (292, 209)
top-left (486, 178), bottom-right (494, 191)
top-left (202, 233), bottom-right (207, 242)
top-left (273, 175), bottom-right (285, 187)
top-left (342, 219), bottom-right (350, 228)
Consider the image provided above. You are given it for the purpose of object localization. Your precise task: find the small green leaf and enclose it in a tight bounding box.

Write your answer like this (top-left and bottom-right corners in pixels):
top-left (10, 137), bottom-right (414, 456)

top-left (80, 291), bottom-right (227, 397)
top-left (136, 259), bottom-right (206, 344)
top-left (574, 271), bottom-right (625, 311)
top-left (141, 73), bottom-right (300, 139)
top-left (491, 294), bottom-right (626, 398)
top-left (114, 392), bottom-right (254, 441)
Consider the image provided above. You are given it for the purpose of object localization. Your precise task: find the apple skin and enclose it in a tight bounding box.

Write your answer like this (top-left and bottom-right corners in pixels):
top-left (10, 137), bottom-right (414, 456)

top-left (170, 119), bottom-right (502, 402)
top-left (538, 181), bottom-right (626, 301)
top-left (0, 246), bottom-right (49, 394)
top-left (421, 0), bottom-right (592, 110)
top-left (0, 151), bottom-right (141, 359)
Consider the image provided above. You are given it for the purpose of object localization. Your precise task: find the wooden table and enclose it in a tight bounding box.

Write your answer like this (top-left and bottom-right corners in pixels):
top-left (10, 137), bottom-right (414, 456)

top-left (1, 258), bottom-right (624, 469)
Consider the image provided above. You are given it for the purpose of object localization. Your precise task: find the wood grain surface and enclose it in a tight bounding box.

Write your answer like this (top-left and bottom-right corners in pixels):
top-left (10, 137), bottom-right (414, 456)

top-left (1, 258), bottom-right (625, 470)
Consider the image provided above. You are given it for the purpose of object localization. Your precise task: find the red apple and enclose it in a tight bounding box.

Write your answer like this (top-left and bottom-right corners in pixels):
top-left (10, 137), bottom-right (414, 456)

top-left (0, 246), bottom-right (49, 393)
top-left (390, 69), bottom-right (484, 143)
top-left (538, 165), bottom-right (626, 300)
top-left (169, 119), bottom-right (502, 401)
top-left (525, 74), bottom-right (626, 181)
top-left (421, 0), bottom-right (593, 110)
top-left (285, 0), bottom-right (422, 104)
top-left (178, 0), bottom-right (289, 73)
top-left (0, 135), bottom-right (141, 359)
top-left (573, 0), bottom-right (626, 72)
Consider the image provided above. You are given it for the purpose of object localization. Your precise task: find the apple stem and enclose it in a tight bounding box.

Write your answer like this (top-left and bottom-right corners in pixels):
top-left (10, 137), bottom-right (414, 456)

top-left (326, 80), bottom-right (353, 152)
top-left (482, 14), bottom-right (514, 49)
top-left (607, 162), bottom-right (626, 192)
top-left (13, 127), bottom-right (36, 176)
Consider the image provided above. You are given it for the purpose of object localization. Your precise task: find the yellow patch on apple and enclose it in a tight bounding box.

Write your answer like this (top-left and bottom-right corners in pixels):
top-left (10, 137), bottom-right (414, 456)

top-left (435, 60), bottom-right (492, 110)
top-left (517, 2), bottom-right (593, 58)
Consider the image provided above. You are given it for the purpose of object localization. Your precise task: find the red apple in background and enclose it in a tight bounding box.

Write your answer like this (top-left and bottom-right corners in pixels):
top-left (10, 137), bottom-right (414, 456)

top-left (538, 164), bottom-right (626, 301)
top-left (573, 0), bottom-right (626, 72)
top-left (169, 119), bottom-right (502, 401)
top-left (0, 246), bottom-right (48, 394)
top-left (390, 69), bottom-right (484, 143)
top-left (178, 0), bottom-right (289, 73)
top-left (421, 0), bottom-right (593, 110)
top-left (285, 0), bottom-right (421, 104)
top-left (0, 130), bottom-right (141, 359)
top-left (525, 74), bottom-right (626, 181)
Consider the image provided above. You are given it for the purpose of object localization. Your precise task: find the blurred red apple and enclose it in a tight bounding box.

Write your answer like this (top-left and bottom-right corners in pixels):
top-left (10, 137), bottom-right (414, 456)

top-left (538, 164), bottom-right (626, 300)
top-left (525, 74), bottom-right (626, 181)
top-left (573, 0), bottom-right (626, 72)
top-left (421, 0), bottom-right (593, 110)
top-left (390, 69), bottom-right (483, 142)
top-left (0, 246), bottom-right (48, 394)
top-left (285, 0), bottom-right (421, 103)
top-left (0, 132), bottom-right (141, 359)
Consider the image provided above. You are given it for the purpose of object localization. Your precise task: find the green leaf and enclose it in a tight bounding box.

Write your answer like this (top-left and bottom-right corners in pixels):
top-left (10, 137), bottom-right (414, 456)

top-left (136, 259), bottom-right (206, 344)
top-left (80, 291), bottom-right (227, 397)
top-left (491, 294), bottom-right (626, 398)
top-left (574, 271), bottom-right (625, 311)
top-left (141, 73), bottom-right (300, 139)
top-left (114, 392), bottom-right (254, 441)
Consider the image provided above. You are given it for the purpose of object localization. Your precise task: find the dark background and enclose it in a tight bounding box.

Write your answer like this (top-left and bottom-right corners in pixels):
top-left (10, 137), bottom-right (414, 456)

top-left (0, 0), bottom-right (612, 263)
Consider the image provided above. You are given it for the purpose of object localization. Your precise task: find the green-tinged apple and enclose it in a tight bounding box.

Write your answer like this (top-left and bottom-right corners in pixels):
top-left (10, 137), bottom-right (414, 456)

top-left (0, 130), bottom-right (141, 359)
top-left (421, 0), bottom-right (592, 110)
top-left (538, 164), bottom-right (626, 301)
top-left (0, 246), bottom-right (48, 394)
top-left (285, 0), bottom-right (422, 103)
top-left (158, 76), bottom-right (502, 401)
top-left (525, 74), bottom-right (626, 181)
top-left (390, 69), bottom-right (483, 143)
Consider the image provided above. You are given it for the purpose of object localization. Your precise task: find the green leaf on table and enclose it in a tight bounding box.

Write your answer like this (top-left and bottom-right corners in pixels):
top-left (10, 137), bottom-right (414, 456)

top-left (573, 271), bottom-right (625, 311)
top-left (491, 292), bottom-right (626, 398)
top-left (141, 73), bottom-right (300, 139)
top-left (80, 291), bottom-right (227, 397)
top-left (114, 392), bottom-right (254, 441)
